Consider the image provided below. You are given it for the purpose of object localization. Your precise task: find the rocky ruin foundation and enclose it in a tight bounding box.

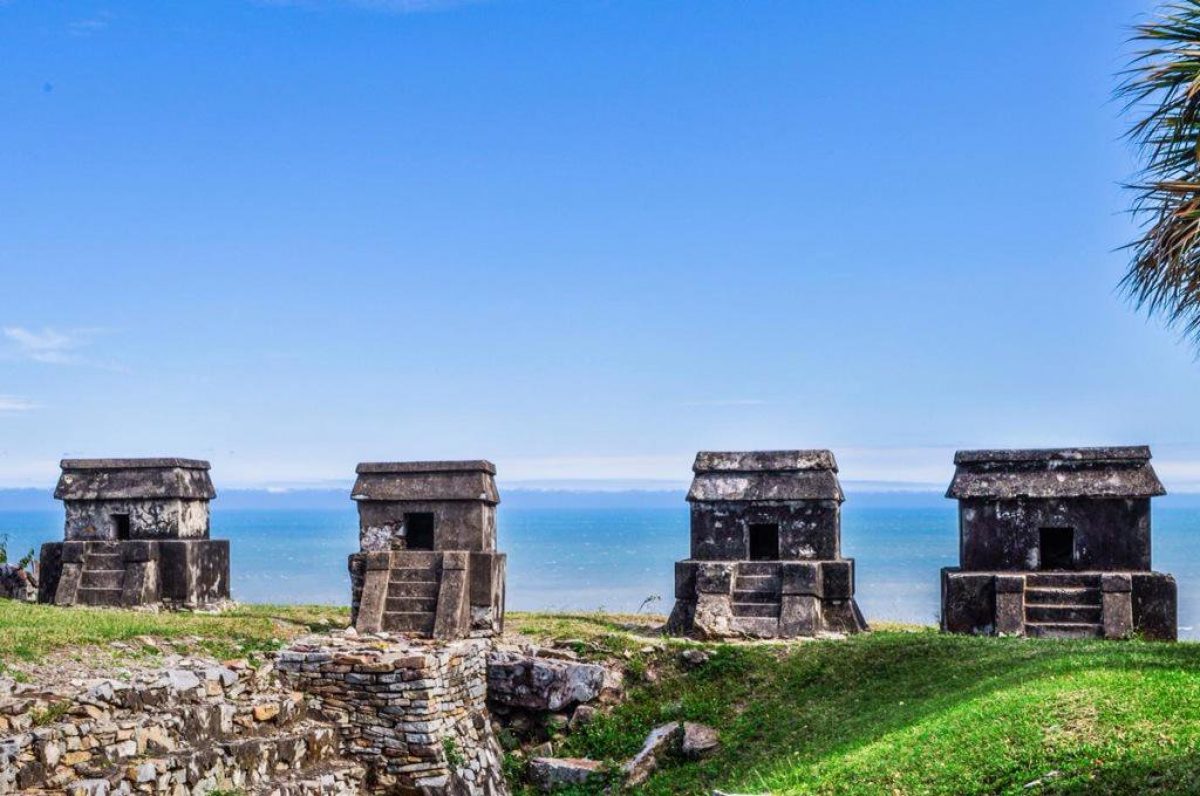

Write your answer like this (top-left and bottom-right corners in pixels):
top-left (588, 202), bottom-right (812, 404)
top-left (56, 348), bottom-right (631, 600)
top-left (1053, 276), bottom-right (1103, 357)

top-left (277, 635), bottom-right (507, 796)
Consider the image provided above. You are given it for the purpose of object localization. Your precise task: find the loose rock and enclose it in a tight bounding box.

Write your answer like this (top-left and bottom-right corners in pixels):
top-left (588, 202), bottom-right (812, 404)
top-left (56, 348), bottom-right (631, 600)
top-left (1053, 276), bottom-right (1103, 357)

top-left (622, 721), bottom-right (682, 787)
top-left (528, 757), bottom-right (605, 792)
top-left (682, 722), bottom-right (719, 759)
top-left (568, 704), bottom-right (597, 731)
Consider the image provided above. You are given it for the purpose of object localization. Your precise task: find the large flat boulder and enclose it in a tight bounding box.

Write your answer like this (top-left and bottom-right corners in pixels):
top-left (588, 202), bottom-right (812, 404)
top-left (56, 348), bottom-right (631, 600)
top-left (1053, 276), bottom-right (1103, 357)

top-left (488, 651), bottom-right (607, 712)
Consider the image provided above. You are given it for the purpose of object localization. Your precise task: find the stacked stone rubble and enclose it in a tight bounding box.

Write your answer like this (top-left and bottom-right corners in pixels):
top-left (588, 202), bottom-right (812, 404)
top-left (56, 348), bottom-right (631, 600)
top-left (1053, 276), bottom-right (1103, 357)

top-left (0, 658), bottom-right (364, 795)
top-left (277, 634), bottom-right (507, 796)
top-left (0, 563), bottom-right (37, 602)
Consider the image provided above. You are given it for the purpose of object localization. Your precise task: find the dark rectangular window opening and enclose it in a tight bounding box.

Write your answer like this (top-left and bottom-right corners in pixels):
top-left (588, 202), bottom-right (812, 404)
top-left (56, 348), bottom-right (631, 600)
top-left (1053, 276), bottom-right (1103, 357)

top-left (748, 523), bottom-right (780, 561)
top-left (112, 513), bottom-right (131, 541)
top-left (1039, 527), bottom-right (1075, 570)
top-left (405, 512), bottom-right (435, 550)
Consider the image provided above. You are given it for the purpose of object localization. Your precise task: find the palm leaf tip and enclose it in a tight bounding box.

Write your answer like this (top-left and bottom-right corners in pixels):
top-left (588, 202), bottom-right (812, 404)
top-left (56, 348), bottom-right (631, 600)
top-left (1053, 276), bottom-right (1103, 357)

top-left (1121, 0), bottom-right (1200, 344)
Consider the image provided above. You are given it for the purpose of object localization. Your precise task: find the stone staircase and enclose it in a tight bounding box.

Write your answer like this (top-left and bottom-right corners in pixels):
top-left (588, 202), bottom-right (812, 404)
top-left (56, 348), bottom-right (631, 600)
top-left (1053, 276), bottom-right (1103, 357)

top-left (730, 562), bottom-right (782, 637)
top-left (76, 541), bottom-right (126, 607)
top-left (382, 551), bottom-right (440, 635)
top-left (1024, 572), bottom-right (1104, 638)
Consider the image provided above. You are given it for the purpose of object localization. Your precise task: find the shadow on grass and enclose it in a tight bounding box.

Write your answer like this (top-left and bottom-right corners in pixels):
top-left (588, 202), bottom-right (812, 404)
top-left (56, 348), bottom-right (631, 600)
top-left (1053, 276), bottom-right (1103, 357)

top-left (1047, 746), bottom-right (1200, 795)
top-left (565, 630), bottom-right (1200, 795)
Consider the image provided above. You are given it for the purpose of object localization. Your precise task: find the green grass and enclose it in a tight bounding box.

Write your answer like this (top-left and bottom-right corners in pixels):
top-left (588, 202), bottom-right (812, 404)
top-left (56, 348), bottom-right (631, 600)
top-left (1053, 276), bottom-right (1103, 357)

top-left (0, 601), bottom-right (349, 662)
top-left (3, 606), bottom-right (1198, 794)
top-left (506, 616), bottom-right (1200, 795)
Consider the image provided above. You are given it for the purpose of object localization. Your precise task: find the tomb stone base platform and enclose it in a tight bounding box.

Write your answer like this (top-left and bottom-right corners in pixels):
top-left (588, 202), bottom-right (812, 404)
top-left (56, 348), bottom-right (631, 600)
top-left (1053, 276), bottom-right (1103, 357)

top-left (349, 549), bottom-right (505, 640)
top-left (277, 633), bottom-right (508, 796)
top-left (37, 538), bottom-right (230, 609)
top-left (667, 559), bottom-right (868, 639)
top-left (941, 568), bottom-right (1177, 641)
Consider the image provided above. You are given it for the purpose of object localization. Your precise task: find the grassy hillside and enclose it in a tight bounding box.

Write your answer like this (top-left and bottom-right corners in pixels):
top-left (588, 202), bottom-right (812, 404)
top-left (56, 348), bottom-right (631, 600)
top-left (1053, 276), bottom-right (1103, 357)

top-left (0, 600), bottom-right (348, 663)
top-left (1, 604), bottom-right (1197, 794)
top-left (506, 616), bottom-right (1200, 795)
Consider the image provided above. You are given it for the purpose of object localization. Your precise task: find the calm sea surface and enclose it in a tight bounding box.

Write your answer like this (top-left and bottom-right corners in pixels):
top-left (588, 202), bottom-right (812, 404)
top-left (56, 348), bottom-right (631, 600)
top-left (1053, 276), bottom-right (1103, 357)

top-left (2, 507), bottom-right (1197, 639)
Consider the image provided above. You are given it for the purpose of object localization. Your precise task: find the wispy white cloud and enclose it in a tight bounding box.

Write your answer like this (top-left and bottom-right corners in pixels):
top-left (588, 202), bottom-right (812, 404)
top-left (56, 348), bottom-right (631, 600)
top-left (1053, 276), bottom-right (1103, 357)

top-left (1, 325), bottom-right (126, 371)
top-left (0, 396), bottom-right (37, 413)
top-left (3, 326), bottom-right (92, 365)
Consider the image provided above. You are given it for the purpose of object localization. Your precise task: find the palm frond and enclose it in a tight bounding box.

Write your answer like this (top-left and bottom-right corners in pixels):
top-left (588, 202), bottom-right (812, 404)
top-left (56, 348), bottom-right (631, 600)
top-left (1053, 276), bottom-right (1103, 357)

top-left (1120, 0), bottom-right (1200, 343)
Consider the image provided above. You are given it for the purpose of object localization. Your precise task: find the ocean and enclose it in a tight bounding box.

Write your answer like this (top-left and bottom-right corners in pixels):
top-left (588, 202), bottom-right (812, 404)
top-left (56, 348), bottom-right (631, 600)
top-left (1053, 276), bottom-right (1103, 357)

top-left (2, 505), bottom-right (1197, 639)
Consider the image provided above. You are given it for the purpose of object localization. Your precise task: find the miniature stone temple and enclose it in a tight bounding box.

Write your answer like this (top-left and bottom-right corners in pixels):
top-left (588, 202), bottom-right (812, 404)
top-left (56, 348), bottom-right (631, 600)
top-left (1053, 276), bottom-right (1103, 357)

top-left (348, 460), bottom-right (506, 639)
top-left (38, 458), bottom-right (230, 609)
top-left (667, 450), bottom-right (867, 638)
top-left (941, 447), bottom-right (1176, 640)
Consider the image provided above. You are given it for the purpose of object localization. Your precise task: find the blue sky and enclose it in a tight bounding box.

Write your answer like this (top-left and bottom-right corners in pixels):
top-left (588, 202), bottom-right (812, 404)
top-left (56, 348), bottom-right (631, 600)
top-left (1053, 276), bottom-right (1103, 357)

top-left (3, 0), bottom-right (1200, 490)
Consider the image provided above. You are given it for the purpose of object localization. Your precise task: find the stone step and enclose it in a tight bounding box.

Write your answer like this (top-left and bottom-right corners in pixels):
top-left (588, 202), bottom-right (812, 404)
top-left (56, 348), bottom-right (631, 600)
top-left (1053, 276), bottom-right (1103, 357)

top-left (85, 552), bottom-right (123, 568)
top-left (385, 596), bottom-right (437, 614)
top-left (390, 551), bottom-right (440, 568)
top-left (388, 567), bottom-right (439, 583)
top-left (1026, 622), bottom-right (1103, 639)
top-left (737, 562), bottom-right (782, 577)
top-left (732, 589), bottom-right (780, 603)
top-left (1024, 573), bottom-right (1101, 589)
top-left (76, 587), bottom-right (124, 607)
top-left (732, 602), bottom-right (780, 618)
top-left (1025, 586), bottom-right (1101, 607)
top-left (81, 568), bottom-right (125, 590)
top-left (85, 541), bottom-right (122, 553)
top-left (734, 574), bottom-right (780, 592)
top-left (381, 611), bottom-right (436, 634)
top-left (1026, 604), bottom-right (1102, 624)
top-left (730, 616), bottom-right (779, 638)
top-left (387, 579), bottom-right (439, 599)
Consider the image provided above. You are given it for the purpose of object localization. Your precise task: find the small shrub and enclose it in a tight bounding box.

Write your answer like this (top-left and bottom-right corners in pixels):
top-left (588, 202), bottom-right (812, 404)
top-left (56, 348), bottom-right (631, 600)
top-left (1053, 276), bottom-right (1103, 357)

top-left (30, 700), bottom-right (70, 727)
top-left (443, 737), bottom-right (465, 768)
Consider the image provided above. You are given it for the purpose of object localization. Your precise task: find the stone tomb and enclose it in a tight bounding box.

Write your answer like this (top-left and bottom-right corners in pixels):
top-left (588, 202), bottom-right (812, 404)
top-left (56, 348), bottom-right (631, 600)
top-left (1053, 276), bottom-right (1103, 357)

top-left (37, 458), bottom-right (230, 609)
top-left (667, 450), bottom-right (867, 638)
top-left (941, 446), bottom-right (1177, 640)
top-left (348, 460), bottom-right (506, 640)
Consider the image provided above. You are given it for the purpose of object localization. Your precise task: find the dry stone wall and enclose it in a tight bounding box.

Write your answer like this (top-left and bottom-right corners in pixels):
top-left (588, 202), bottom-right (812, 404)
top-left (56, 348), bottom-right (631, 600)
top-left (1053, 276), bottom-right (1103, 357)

top-left (276, 633), bottom-right (507, 796)
top-left (0, 656), bottom-right (364, 795)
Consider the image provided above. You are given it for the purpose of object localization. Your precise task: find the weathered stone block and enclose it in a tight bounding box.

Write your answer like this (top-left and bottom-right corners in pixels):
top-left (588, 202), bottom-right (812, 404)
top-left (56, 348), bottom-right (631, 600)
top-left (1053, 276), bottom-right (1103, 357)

top-left (821, 560), bottom-right (853, 599)
top-left (695, 563), bottom-right (734, 595)
top-left (1102, 589), bottom-right (1133, 639)
top-left (941, 569), bottom-right (995, 635)
top-left (994, 575), bottom-right (1025, 636)
top-left (1131, 572), bottom-right (1177, 641)
top-left (1102, 573), bottom-right (1133, 593)
top-left (674, 561), bottom-right (698, 600)
top-left (779, 594), bottom-right (820, 636)
top-left (486, 651), bottom-right (606, 711)
top-left (692, 593), bottom-right (734, 638)
top-left (781, 562), bottom-right (822, 596)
